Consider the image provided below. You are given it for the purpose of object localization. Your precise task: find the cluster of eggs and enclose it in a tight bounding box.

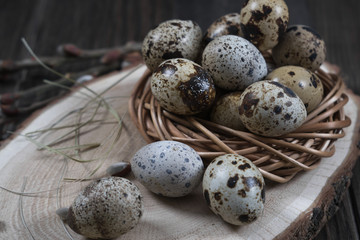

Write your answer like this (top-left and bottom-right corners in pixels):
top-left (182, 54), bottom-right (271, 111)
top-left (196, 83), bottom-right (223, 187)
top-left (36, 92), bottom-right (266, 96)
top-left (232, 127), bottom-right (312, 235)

top-left (138, 0), bottom-right (327, 227)
top-left (139, 0), bottom-right (327, 227)
top-left (62, 1), bottom-right (328, 238)
top-left (143, 0), bottom-right (326, 138)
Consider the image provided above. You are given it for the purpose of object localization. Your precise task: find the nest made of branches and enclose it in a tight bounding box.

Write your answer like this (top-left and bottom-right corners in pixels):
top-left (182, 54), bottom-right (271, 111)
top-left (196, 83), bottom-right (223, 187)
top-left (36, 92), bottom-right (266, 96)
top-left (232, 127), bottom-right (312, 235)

top-left (128, 65), bottom-right (351, 183)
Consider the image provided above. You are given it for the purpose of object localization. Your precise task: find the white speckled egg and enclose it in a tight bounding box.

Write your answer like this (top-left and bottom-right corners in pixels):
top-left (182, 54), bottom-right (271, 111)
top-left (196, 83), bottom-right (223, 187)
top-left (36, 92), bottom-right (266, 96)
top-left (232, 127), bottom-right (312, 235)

top-left (151, 58), bottom-right (216, 115)
top-left (203, 154), bottom-right (265, 225)
top-left (67, 177), bottom-right (143, 239)
top-left (238, 80), bottom-right (307, 137)
top-left (202, 35), bottom-right (267, 91)
top-left (267, 66), bottom-right (324, 112)
top-left (203, 13), bottom-right (243, 45)
top-left (142, 19), bottom-right (203, 71)
top-left (210, 91), bottom-right (246, 131)
top-left (131, 141), bottom-right (204, 197)
top-left (240, 0), bottom-right (289, 51)
top-left (272, 25), bottom-right (327, 71)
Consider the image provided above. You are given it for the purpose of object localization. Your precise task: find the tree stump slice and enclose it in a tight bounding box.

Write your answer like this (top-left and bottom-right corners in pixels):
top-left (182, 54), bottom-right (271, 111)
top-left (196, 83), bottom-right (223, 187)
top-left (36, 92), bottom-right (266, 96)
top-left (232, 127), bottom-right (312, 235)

top-left (0, 65), bottom-right (359, 240)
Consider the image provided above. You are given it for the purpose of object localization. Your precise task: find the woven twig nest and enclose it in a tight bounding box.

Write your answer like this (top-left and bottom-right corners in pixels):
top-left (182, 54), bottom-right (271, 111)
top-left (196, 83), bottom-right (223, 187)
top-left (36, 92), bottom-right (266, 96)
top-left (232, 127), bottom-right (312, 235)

top-left (128, 63), bottom-right (351, 183)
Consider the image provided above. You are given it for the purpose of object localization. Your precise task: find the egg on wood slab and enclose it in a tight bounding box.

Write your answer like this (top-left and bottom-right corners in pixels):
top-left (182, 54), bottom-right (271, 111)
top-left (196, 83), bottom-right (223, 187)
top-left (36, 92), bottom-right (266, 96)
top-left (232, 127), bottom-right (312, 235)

top-left (272, 25), bottom-right (327, 71)
top-left (238, 80), bottom-right (307, 137)
top-left (202, 35), bottom-right (267, 91)
top-left (240, 0), bottom-right (289, 51)
top-left (202, 154), bottom-right (265, 225)
top-left (203, 12), bottom-right (243, 45)
top-left (151, 58), bottom-right (216, 115)
top-left (141, 19), bottom-right (203, 71)
top-left (267, 65), bottom-right (324, 112)
top-left (131, 141), bottom-right (204, 197)
top-left (65, 177), bottom-right (143, 239)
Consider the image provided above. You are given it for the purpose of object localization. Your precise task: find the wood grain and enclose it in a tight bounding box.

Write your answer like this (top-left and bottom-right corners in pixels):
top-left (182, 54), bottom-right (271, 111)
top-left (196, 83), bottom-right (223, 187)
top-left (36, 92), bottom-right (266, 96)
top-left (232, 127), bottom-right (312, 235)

top-left (0, 66), bottom-right (359, 239)
top-left (0, 1), bottom-right (359, 238)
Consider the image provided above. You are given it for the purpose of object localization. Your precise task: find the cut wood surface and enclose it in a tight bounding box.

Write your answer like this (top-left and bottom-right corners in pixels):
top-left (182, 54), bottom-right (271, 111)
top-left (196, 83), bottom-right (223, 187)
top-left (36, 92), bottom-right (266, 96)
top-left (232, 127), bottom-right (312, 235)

top-left (0, 65), bottom-right (359, 240)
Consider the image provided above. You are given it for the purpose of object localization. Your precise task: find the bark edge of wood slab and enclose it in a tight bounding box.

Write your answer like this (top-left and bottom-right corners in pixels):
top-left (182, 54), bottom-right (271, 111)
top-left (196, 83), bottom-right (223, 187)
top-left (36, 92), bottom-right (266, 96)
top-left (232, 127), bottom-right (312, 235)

top-left (276, 91), bottom-right (360, 240)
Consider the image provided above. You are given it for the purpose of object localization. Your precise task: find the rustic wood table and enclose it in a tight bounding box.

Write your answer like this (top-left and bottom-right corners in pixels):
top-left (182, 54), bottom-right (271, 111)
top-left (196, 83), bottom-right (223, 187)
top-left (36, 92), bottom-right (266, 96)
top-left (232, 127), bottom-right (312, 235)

top-left (0, 1), bottom-right (359, 239)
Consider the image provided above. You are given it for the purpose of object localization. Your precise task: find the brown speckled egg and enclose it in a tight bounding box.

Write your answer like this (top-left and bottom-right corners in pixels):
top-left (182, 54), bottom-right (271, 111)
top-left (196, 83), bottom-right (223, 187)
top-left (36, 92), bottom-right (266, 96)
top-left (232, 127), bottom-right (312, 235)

top-left (210, 91), bottom-right (246, 131)
top-left (141, 19), bottom-right (202, 72)
top-left (67, 177), bottom-right (143, 239)
top-left (203, 13), bottom-right (243, 45)
top-left (240, 0), bottom-right (289, 51)
top-left (267, 66), bottom-right (324, 112)
top-left (272, 25), bottom-right (326, 71)
top-left (238, 80), bottom-right (307, 137)
top-left (202, 35), bottom-right (267, 90)
top-left (202, 154), bottom-right (265, 225)
top-left (151, 58), bottom-right (216, 115)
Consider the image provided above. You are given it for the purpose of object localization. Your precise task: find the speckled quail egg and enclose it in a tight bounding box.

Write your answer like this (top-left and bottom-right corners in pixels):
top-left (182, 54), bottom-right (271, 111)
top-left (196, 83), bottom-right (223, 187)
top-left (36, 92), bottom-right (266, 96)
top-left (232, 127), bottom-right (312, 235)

top-left (202, 35), bottom-right (267, 90)
top-left (151, 58), bottom-right (216, 115)
top-left (238, 80), bottom-right (307, 137)
top-left (240, 0), bottom-right (289, 51)
top-left (272, 25), bottom-right (327, 71)
top-left (66, 177), bottom-right (143, 239)
top-left (210, 91), bottom-right (246, 131)
top-left (267, 66), bottom-right (324, 112)
top-left (203, 13), bottom-right (243, 45)
top-left (203, 154), bottom-right (265, 225)
top-left (131, 140), bottom-right (204, 197)
top-left (142, 19), bottom-right (203, 71)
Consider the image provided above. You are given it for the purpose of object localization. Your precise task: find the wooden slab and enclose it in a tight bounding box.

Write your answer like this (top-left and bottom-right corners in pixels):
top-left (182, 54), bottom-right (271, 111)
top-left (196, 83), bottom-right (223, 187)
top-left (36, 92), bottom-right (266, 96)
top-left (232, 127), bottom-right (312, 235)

top-left (0, 65), bottom-right (359, 239)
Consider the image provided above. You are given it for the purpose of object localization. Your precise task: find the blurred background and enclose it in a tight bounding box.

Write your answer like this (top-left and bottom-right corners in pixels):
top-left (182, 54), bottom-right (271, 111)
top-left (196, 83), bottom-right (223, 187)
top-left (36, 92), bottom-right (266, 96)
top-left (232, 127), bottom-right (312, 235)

top-left (1, 1), bottom-right (359, 77)
top-left (0, 0), bottom-right (359, 239)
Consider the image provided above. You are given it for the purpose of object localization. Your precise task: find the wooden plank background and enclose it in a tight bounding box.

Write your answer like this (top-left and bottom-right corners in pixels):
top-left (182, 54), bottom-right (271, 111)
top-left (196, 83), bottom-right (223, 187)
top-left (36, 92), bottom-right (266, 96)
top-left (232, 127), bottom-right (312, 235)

top-left (0, 0), bottom-right (359, 239)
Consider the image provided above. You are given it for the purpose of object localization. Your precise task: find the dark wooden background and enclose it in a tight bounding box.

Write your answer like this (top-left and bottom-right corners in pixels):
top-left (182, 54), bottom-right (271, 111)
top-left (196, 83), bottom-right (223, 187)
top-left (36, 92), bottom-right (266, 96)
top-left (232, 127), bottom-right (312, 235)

top-left (0, 0), bottom-right (359, 239)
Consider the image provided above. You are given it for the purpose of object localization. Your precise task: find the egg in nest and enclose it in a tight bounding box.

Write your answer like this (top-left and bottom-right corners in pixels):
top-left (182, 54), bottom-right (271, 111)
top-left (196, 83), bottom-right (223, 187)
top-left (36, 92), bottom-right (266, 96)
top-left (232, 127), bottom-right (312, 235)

top-left (203, 12), bottom-right (243, 45)
top-left (142, 19), bottom-right (202, 71)
top-left (202, 35), bottom-right (267, 91)
top-left (272, 25), bottom-right (326, 71)
top-left (210, 91), bottom-right (246, 131)
top-left (238, 80), bottom-right (307, 137)
top-left (240, 0), bottom-right (289, 51)
top-left (151, 58), bottom-right (216, 115)
top-left (267, 65), bottom-right (324, 112)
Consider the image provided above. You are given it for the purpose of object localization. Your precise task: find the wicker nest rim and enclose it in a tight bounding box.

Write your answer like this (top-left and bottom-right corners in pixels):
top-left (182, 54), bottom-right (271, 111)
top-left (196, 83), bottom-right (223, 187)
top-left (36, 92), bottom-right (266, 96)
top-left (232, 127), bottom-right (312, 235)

top-left (128, 64), bottom-right (351, 183)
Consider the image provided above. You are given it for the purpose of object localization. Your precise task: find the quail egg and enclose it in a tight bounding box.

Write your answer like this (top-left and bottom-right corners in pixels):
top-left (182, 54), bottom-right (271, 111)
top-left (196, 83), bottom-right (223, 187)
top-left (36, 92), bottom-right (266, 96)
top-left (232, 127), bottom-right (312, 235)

top-left (151, 58), bottom-right (216, 115)
top-left (131, 140), bottom-right (204, 197)
top-left (210, 91), bottom-right (246, 131)
top-left (66, 177), bottom-right (143, 239)
top-left (240, 0), bottom-right (289, 51)
top-left (238, 80), bottom-right (307, 137)
top-left (203, 154), bottom-right (265, 225)
top-left (202, 35), bottom-right (267, 90)
top-left (272, 25), bottom-right (326, 71)
top-left (267, 66), bottom-right (324, 112)
top-left (142, 19), bottom-right (203, 71)
top-left (203, 13), bottom-right (243, 45)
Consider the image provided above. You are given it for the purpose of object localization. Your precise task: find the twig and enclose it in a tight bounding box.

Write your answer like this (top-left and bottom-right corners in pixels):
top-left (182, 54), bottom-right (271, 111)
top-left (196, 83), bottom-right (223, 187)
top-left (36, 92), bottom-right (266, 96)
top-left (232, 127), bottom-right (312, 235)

top-left (0, 40), bottom-right (143, 119)
top-left (0, 62), bottom-right (121, 115)
top-left (1, 62), bottom-right (119, 104)
top-left (0, 42), bottom-right (142, 72)
top-left (1, 95), bottom-right (61, 116)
